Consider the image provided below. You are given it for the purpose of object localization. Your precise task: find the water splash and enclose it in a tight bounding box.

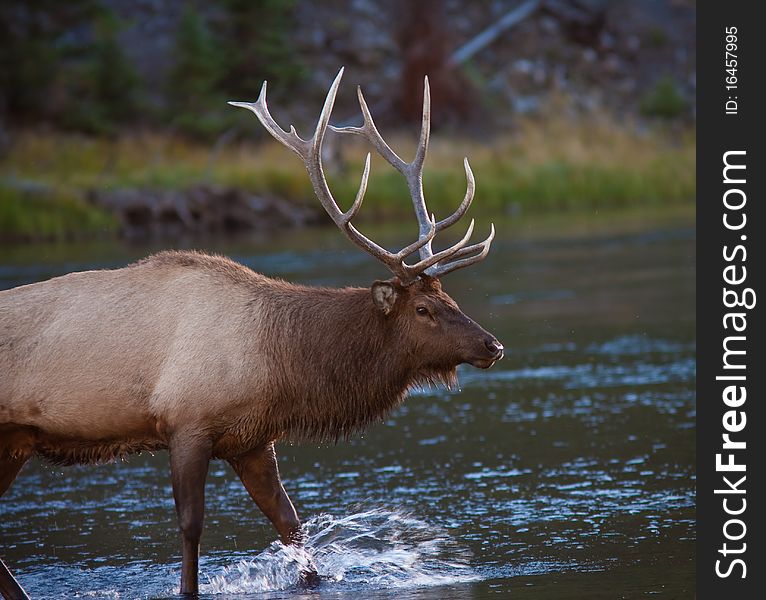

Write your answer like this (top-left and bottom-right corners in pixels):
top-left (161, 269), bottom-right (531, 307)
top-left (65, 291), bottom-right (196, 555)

top-left (202, 509), bottom-right (479, 594)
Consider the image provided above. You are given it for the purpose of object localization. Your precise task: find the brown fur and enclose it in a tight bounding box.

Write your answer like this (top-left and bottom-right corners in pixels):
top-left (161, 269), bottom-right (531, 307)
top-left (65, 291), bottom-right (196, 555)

top-left (1, 251), bottom-right (499, 465)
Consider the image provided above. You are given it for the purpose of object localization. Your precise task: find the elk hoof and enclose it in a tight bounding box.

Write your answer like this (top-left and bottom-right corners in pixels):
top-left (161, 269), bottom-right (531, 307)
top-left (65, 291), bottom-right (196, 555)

top-left (298, 568), bottom-right (322, 589)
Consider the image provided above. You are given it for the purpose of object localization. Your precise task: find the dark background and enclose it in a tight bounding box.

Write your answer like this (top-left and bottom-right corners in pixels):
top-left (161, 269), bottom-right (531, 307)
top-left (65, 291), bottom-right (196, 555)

top-left (1, 0), bottom-right (695, 242)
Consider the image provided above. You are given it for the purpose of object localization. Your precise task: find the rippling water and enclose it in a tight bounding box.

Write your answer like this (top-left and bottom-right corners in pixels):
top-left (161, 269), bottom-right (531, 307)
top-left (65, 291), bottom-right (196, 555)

top-left (0, 213), bottom-right (695, 598)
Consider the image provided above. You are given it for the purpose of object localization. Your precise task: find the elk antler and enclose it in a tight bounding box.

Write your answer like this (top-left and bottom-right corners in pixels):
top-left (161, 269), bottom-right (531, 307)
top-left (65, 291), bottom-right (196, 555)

top-left (229, 68), bottom-right (494, 283)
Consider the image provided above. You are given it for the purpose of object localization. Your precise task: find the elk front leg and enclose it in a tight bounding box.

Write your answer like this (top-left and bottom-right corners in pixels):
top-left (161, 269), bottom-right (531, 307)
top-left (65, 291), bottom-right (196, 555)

top-left (228, 443), bottom-right (301, 545)
top-left (169, 433), bottom-right (212, 596)
top-left (1, 454), bottom-right (32, 600)
top-left (0, 558), bottom-right (31, 600)
top-left (1, 453), bottom-right (29, 498)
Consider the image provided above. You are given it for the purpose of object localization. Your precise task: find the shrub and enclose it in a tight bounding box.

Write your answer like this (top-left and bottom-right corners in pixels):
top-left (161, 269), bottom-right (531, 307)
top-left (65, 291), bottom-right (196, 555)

top-left (0, 183), bottom-right (116, 240)
top-left (640, 74), bottom-right (689, 119)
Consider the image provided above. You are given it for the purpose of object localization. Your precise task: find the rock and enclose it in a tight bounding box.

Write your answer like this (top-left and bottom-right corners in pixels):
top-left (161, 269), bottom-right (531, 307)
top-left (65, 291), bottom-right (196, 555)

top-left (87, 185), bottom-right (321, 238)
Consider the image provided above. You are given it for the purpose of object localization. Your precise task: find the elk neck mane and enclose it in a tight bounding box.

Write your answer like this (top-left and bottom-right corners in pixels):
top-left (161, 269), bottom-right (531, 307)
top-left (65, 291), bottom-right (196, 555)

top-left (254, 277), bottom-right (457, 443)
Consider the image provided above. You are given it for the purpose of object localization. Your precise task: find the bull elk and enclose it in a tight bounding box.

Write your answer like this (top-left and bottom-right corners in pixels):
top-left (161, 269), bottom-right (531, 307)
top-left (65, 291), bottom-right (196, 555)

top-left (0, 68), bottom-right (503, 599)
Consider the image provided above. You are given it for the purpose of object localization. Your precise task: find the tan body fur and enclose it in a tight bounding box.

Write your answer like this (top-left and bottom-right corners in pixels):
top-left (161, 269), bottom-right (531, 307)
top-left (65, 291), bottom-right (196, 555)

top-left (0, 251), bottom-right (452, 465)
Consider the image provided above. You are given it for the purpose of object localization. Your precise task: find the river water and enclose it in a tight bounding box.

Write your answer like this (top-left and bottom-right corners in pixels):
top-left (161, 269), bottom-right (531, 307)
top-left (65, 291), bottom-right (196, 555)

top-left (0, 211), bottom-right (695, 599)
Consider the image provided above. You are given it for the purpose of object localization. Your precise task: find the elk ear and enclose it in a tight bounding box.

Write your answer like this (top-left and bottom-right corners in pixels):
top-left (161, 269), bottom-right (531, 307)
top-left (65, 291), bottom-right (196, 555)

top-left (371, 280), bottom-right (398, 315)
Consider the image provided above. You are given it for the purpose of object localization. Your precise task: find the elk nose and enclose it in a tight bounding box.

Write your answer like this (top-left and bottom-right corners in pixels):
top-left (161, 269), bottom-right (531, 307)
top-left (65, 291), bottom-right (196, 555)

top-left (485, 337), bottom-right (504, 358)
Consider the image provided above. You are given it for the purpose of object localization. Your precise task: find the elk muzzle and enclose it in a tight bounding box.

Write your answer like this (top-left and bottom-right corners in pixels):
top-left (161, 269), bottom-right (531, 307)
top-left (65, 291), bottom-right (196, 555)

top-left (473, 334), bottom-right (504, 369)
top-left (463, 327), bottom-right (504, 369)
top-left (485, 337), bottom-right (505, 360)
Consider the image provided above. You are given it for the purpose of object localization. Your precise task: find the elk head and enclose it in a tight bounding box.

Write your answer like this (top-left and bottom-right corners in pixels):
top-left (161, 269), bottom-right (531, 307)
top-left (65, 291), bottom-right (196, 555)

top-left (230, 68), bottom-right (503, 372)
top-left (371, 276), bottom-right (503, 375)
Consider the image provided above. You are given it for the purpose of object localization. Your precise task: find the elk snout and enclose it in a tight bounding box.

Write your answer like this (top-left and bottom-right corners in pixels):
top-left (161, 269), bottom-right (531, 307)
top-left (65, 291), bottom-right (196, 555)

top-left (468, 333), bottom-right (504, 369)
top-left (485, 337), bottom-right (504, 360)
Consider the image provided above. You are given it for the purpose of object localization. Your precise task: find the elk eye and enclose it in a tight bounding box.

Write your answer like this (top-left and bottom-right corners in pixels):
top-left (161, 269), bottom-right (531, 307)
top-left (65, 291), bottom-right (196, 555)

top-left (416, 306), bottom-right (429, 316)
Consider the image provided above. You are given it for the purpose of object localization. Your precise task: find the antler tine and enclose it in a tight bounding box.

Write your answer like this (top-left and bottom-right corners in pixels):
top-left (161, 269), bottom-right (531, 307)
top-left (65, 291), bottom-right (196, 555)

top-left (300, 68), bottom-right (348, 224)
top-left (436, 158), bottom-right (475, 232)
top-left (405, 76), bottom-right (436, 262)
top-left (228, 82), bottom-right (310, 160)
top-left (311, 67), bottom-right (345, 157)
top-left (426, 224), bottom-right (496, 278)
top-left (330, 87), bottom-right (408, 173)
top-left (410, 75), bottom-right (431, 174)
top-left (407, 218), bottom-right (475, 274)
top-left (341, 152), bottom-right (371, 225)
top-left (394, 213), bottom-right (437, 261)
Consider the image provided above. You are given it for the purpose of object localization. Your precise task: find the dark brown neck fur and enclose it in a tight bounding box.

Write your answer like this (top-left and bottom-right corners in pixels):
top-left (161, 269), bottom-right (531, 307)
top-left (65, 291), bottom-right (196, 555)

top-left (255, 284), bottom-right (452, 442)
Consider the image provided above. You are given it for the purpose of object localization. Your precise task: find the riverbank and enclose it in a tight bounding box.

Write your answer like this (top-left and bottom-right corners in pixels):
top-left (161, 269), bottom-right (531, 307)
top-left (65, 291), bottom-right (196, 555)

top-left (1, 116), bottom-right (694, 242)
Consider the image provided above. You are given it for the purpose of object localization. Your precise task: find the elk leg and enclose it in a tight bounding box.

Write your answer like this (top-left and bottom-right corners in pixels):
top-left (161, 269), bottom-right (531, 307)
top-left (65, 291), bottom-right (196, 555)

top-left (228, 443), bottom-right (302, 544)
top-left (1, 455), bottom-right (32, 600)
top-left (169, 433), bottom-right (212, 596)
top-left (228, 444), bottom-right (319, 587)
top-left (1, 454), bottom-right (28, 498)
top-left (0, 558), bottom-right (31, 600)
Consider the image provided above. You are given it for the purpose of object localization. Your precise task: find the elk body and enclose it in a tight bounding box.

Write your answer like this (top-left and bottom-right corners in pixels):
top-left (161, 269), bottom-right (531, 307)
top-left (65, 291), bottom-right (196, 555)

top-left (0, 69), bottom-right (503, 599)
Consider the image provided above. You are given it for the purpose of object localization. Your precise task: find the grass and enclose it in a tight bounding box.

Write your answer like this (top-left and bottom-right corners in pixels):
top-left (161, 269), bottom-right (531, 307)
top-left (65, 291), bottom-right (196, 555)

top-left (0, 113), bottom-right (695, 240)
top-left (0, 184), bottom-right (117, 241)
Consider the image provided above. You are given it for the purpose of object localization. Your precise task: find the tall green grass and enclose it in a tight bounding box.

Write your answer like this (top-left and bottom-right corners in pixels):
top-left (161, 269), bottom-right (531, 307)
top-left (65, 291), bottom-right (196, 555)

top-left (0, 185), bottom-right (116, 241)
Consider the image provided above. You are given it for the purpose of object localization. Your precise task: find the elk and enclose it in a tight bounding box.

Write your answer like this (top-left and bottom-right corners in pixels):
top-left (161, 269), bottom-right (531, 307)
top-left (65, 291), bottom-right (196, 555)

top-left (0, 69), bottom-right (503, 599)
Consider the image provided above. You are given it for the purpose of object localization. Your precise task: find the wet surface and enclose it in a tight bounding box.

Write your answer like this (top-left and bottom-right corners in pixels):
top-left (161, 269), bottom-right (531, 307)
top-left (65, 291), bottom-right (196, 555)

top-left (0, 213), bottom-right (695, 598)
